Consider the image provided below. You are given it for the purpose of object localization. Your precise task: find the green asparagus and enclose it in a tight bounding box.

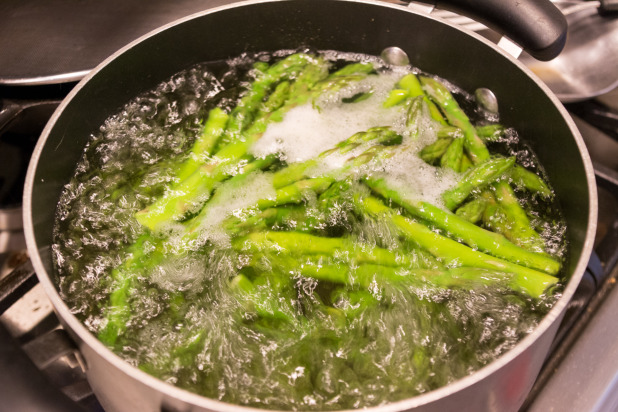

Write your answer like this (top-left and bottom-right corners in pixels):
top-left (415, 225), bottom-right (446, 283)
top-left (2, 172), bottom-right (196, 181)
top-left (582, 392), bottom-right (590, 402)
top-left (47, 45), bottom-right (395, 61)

top-left (82, 52), bottom-right (569, 404)
top-left (135, 56), bottom-right (380, 231)
top-left (420, 76), bottom-right (490, 164)
top-left (441, 156), bottom-right (516, 210)
top-left (356, 195), bottom-right (558, 298)
top-left (490, 181), bottom-right (547, 252)
top-left (364, 177), bottom-right (561, 275)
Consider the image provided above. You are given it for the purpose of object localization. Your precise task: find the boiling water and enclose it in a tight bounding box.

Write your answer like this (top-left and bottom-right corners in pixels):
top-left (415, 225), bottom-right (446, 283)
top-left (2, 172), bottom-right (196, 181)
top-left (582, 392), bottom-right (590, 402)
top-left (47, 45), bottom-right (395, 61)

top-left (53, 51), bottom-right (564, 410)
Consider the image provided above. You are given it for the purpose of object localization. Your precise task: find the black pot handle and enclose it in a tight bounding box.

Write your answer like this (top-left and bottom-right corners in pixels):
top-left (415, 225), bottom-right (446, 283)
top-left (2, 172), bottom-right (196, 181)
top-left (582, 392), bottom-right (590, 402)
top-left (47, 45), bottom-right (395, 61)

top-left (600, 0), bottom-right (618, 15)
top-left (410, 0), bottom-right (568, 61)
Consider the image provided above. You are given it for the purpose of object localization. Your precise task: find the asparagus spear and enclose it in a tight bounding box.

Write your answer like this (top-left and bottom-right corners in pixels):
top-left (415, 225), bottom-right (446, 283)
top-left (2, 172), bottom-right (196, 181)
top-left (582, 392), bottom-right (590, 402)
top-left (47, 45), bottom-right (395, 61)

top-left (383, 88), bottom-right (410, 108)
top-left (405, 96), bottom-right (425, 139)
top-left (179, 154), bottom-right (278, 240)
top-left (100, 157), bottom-right (277, 345)
top-left (357, 196), bottom-right (558, 298)
top-left (419, 134), bottom-right (453, 164)
top-left (384, 73), bottom-right (446, 125)
top-left (222, 53), bottom-right (319, 140)
top-left (329, 62), bottom-right (375, 77)
top-left (320, 127), bottom-right (402, 157)
top-left (134, 151), bottom-right (252, 230)
top-left (242, 233), bottom-right (550, 299)
top-left (136, 57), bottom-right (380, 231)
top-left (272, 127), bottom-right (402, 189)
top-left (490, 181), bottom-right (547, 253)
top-left (253, 253), bottom-right (501, 292)
top-left (455, 196), bottom-right (488, 224)
top-left (460, 153), bottom-right (474, 172)
top-left (509, 164), bottom-right (553, 199)
top-left (420, 76), bottom-right (490, 164)
top-left (441, 156), bottom-right (516, 210)
top-left (135, 57), bottom-right (331, 230)
top-left (256, 177), bottom-right (335, 210)
top-left (364, 177), bottom-right (561, 275)
top-left (98, 234), bottom-right (165, 346)
top-left (232, 231), bottom-right (408, 268)
top-left (398, 73), bottom-right (425, 97)
top-left (224, 206), bottom-right (321, 236)
top-left (176, 107), bottom-right (229, 182)
top-left (440, 136), bottom-right (465, 172)
top-left (475, 124), bottom-right (506, 142)
top-left (262, 81), bottom-right (291, 114)
top-left (436, 126), bottom-right (463, 139)
top-left (310, 62), bottom-right (376, 109)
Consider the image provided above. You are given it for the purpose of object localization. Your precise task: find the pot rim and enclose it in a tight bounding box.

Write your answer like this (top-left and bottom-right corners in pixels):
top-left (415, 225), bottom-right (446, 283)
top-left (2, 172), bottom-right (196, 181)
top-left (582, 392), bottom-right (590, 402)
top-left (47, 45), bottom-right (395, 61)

top-left (23, 0), bottom-right (598, 410)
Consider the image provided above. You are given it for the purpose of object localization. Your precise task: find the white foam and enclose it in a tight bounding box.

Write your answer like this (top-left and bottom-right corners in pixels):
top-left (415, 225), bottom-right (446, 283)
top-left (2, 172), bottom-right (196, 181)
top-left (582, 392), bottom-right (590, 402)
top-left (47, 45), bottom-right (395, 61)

top-left (166, 171), bottom-right (277, 251)
top-left (249, 70), bottom-right (461, 208)
top-left (250, 73), bottom-right (405, 163)
top-left (375, 147), bottom-right (460, 208)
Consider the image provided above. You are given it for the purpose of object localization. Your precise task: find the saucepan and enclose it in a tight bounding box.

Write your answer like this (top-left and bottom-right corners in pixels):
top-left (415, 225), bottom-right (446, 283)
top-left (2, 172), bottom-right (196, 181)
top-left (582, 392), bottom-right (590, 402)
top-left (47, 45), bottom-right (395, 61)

top-left (22, 1), bottom-right (597, 411)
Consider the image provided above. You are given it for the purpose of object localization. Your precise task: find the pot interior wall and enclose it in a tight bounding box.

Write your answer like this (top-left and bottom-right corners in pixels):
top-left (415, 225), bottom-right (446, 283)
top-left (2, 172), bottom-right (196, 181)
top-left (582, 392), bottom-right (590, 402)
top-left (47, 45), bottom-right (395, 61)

top-left (30, 0), bottom-right (589, 342)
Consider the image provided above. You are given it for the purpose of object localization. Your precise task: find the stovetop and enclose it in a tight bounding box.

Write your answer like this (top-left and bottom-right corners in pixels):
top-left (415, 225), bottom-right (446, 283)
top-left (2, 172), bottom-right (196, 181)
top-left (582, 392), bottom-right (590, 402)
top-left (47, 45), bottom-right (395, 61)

top-left (1, 3), bottom-right (618, 412)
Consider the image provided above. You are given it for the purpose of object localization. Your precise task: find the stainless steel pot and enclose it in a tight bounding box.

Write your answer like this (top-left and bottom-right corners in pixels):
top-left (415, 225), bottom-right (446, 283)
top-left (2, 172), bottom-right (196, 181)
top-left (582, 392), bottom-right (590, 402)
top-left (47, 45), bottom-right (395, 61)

top-left (23, 1), bottom-right (598, 411)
